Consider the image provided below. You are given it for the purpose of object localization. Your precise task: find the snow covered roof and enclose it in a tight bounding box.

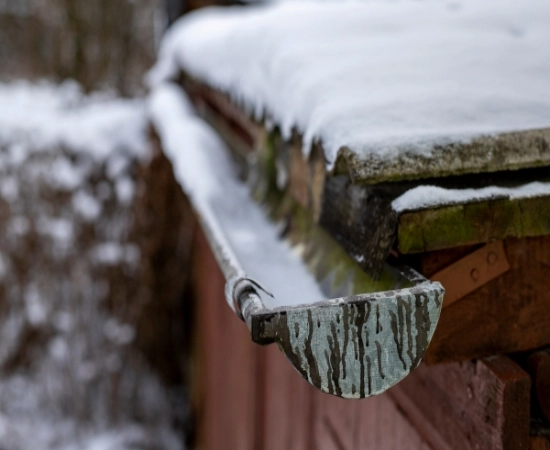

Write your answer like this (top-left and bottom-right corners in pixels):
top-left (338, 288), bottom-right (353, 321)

top-left (149, 0), bottom-right (550, 183)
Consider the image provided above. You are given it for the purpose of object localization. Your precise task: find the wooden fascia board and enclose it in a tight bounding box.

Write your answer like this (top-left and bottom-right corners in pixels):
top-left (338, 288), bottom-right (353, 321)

top-left (181, 75), bottom-right (550, 260)
top-left (397, 195), bottom-right (550, 254)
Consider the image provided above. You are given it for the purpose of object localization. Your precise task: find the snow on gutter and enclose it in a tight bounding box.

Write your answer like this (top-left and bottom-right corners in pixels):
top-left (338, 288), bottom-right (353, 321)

top-left (149, 82), bottom-right (325, 311)
top-left (149, 82), bottom-right (444, 399)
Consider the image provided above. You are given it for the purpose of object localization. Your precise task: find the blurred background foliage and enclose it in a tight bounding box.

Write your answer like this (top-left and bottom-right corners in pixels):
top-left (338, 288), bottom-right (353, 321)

top-left (0, 0), bottom-right (163, 95)
top-left (0, 0), bottom-right (248, 447)
top-left (0, 0), bottom-right (242, 94)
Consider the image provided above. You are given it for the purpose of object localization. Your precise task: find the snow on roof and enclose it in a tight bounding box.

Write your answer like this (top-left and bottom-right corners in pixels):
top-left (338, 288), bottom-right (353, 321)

top-left (392, 181), bottom-right (550, 213)
top-left (149, 0), bottom-right (550, 181)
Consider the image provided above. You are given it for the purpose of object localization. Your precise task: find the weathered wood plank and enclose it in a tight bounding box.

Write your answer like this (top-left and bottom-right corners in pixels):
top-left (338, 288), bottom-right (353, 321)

top-left (314, 393), bottom-right (433, 450)
top-left (355, 394), bottom-right (433, 450)
top-left (423, 236), bottom-right (550, 364)
top-left (531, 436), bottom-right (550, 450)
top-left (530, 413), bottom-right (550, 450)
top-left (318, 175), bottom-right (399, 276)
top-left (389, 356), bottom-right (531, 450)
top-left (398, 195), bottom-right (550, 254)
top-left (261, 333), bottom-right (433, 450)
top-left (338, 128), bottom-right (550, 185)
top-left (527, 349), bottom-right (550, 422)
top-left (261, 344), bottom-right (314, 450)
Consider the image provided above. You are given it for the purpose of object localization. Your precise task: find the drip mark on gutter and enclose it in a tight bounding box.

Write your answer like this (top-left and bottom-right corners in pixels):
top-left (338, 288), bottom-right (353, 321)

top-left (366, 355), bottom-right (372, 395)
top-left (433, 290), bottom-right (441, 308)
top-left (351, 326), bottom-right (359, 360)
top-left (376, 304), bottom-right (382, 333)
top-left (412, 293), bottom-right (431, 368)
top-left (325, 349), bottom-right (334, 395)
top-left (353, 303), bottom-right (370, 397)
top-left (342, 307), bottom-right (350, 380)
top-left (328, 322), bottom-right (342, 396)
top-left (400, 297), bottom-right (414, 365)
top-left (278, 313), bottom-right (310, 382)
top-left (375, 340), bottom-right (385, 380)
top-left (305, 310), bottom-right (321, 388)
top-left (389, 309), bottom-right (407, 371)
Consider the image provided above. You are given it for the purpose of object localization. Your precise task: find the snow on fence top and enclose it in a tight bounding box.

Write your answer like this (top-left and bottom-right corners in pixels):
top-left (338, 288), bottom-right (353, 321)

top-left (392, 181), bottom-right (550, 213)
top-left (0, 81), bottom-right (148, 163)
top-left (149, 0), bottom-right (550, 183)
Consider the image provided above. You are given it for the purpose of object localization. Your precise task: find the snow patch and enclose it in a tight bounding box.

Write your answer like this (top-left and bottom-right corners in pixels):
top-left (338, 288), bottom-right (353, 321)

top-left (91, 242), bottom-right (140, 266)
top-left (0, 80), bottom-right (149, 163)
top-left (115, 177), bottom-right (135, 205)
top-left (392, 182), bottom-right (550, 212)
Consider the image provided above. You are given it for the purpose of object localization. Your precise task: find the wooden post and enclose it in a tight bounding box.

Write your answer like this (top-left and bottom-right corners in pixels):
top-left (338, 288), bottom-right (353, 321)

top-left (531, 436), bottom-right (550, 450)
top-left (527, 349), bottom-right (550, 422)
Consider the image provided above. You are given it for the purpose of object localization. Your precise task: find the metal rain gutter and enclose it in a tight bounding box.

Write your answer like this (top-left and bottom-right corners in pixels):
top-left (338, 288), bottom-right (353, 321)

top-left (150, 82), bottom-right (445, 399)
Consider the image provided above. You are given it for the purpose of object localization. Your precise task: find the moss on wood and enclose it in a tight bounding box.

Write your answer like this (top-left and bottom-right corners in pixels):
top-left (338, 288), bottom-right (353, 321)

top-left (398, 196), bottom-right (550, 254)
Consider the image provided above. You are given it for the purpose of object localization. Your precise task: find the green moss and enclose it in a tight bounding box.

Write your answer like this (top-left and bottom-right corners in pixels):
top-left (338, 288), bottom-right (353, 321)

top-left (398, 196), bottom-right (550, 253)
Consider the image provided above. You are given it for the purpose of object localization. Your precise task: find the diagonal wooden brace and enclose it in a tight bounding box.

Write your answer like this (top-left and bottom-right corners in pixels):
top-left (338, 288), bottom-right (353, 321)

top-left (430, 241), bottom-right (510, 308)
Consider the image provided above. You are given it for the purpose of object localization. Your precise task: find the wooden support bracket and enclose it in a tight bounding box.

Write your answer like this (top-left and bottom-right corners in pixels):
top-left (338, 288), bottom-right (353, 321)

top-left (430, 241), bottom-right (510, 308)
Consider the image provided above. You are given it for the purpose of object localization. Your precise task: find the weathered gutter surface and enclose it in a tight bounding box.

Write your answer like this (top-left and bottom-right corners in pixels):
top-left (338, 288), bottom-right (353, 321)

top-left (150, 82), bottom-right (444, 398)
